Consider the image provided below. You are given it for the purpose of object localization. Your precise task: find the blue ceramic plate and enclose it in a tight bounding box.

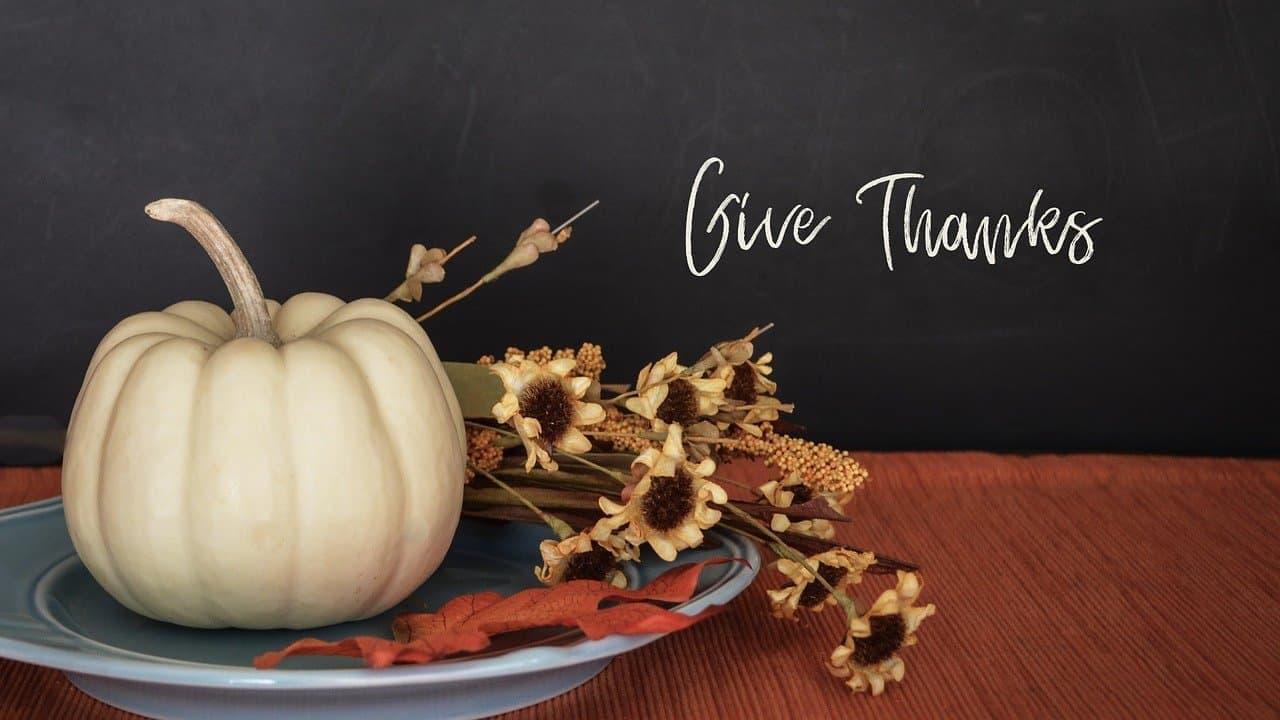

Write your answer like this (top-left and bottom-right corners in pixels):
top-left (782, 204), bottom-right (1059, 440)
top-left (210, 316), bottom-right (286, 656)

top-left (0, 497), bottom-right (758, 719)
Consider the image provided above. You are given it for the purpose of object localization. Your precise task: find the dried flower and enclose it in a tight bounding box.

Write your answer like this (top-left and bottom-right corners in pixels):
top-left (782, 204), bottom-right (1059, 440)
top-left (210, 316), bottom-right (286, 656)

top-left (624, 353), bottom-right (725, 431)
top-left (486, 219), bottom-right (571, 280)
top-left (767, 548), bottom-right (875, 620)
top-left (464, 425), bottom-right (504, 482)
top-left (387, 244), bottom-right (447, 303)
top-left (733, 425), bottom-right (868, 507)
top-left (696, 325), bottom-right (773, 371)
top-left (713, 351), bottom-right (794, 437)
top-left (593, 424), bottom-right (727, 561)
top-left (828, 571), bottom-right (935, 696)
top-left (535, 530), bottom-right (633, 587)
top-left (758, 472), bottom-right (837, 539)
top-left (491, 358), bottom-right (605, 471)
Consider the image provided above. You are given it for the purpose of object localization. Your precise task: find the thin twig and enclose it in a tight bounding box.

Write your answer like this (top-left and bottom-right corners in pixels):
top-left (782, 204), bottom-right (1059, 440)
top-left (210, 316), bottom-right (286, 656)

top-left (417, 278), bottom-right (483, 321)
top-left (443, 235), bottom-right (477, 262)
top-left (551, 199), bottom-right (600, 234)
top-left (417, 201), bottom-right (599, 322)
top-left (470, 464), bottom-right (574, 539)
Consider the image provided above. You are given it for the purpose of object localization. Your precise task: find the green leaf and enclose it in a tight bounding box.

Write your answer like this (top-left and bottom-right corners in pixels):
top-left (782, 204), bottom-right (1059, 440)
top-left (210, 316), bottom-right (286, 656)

top-left (444, 361), bottom-right (505, 419)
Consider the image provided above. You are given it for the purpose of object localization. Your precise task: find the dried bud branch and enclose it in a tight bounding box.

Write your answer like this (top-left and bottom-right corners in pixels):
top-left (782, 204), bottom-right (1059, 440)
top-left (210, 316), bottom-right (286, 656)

top-left (385, 236), bottom-right (476, 303)
top-left (416, 201), bottom-right (598, 323)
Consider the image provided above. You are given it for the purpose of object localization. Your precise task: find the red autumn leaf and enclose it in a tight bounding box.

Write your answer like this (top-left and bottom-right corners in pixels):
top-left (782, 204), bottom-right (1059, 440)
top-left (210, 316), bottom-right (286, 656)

top-left (254, 558), bottom-right (739, 670)
top-left (575, 601), bottom-right (721, 640)
top-left (253, 631), bottom-right (491, 670)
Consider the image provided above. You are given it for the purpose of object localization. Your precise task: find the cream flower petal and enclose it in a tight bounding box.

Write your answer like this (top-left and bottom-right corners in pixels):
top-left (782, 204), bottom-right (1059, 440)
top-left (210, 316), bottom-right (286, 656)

top-left (646, 384), bottom-right (670, 408)
top-left (598, 497), bottom-right (628, 515)
top-left (704, 482), bottom-right (728, 505)
top-left (647, 535), bottom-right (678, 562)
top-left (491, 363), bottom-right (523, 390)
top-left (632, 447), bottom-right (662, 472)
top-left (566, 376), bottom-right (592, 398)
top-left (660, 424), bottom-right (685, 456)
top-left (689, 377), bottom-right (726, 392)
top-left (545, 358), bottom-right (577, 377)
top-left (576, 401), bottom-right (605, 425)
top-left (624, 396), bottom-right (657, 419)
top-left (673, 524), bottom-right (703, 546)
top-left (557, 427), bottom-right (591, 454)
top-left (492, 394), bottom-right (519, 423)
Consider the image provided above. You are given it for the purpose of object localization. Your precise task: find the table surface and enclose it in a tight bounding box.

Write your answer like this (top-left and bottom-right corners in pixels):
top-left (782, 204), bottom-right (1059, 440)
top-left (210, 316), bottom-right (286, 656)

top-left (2, 453), bottom-right (1278, 719)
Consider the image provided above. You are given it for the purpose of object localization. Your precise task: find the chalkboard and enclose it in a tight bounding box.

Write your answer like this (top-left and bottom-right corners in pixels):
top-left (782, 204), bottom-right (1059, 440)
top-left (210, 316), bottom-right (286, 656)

top-left (1, 1), bottom-right (1277, 460)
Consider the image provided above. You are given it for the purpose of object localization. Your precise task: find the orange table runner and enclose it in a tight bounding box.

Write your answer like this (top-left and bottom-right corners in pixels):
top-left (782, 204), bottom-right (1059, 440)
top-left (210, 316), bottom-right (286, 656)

top-left (3, 454), bottom-right (1278, 719)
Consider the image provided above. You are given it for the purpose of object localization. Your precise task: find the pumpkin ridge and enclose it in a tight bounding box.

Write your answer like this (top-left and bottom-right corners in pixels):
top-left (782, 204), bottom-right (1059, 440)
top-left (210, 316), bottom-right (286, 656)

top-left (67, 332), bottom-right (178, 612)
top-left (314, 326), bottom-right (418, 618)
top-left (93, 335), bottom-right (179, 616)
top-left (306, 298), bottom-right (465, 456)
top-left (87, 312), bottom-right (223, 377)
top-left (275, 342), bottom-right (302, 626)
top-left (182, 344), bottom-right (217, 625)
top-left (341, 343), bottom-right (409, 618)
top-left (318, 321), bottom-right (462, 617)
top-left (161, 300), bottom-right (236, 339)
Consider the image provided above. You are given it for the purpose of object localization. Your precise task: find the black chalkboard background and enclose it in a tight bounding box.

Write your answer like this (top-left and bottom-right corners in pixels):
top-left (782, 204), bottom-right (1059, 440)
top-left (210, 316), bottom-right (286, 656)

top-left (2, 1), bottom-right (1277, 461)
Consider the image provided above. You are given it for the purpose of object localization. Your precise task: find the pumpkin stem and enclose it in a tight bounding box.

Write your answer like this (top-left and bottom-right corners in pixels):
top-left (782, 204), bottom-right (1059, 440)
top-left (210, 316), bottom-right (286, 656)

top-left (145, 199), bottom-right (280, 345)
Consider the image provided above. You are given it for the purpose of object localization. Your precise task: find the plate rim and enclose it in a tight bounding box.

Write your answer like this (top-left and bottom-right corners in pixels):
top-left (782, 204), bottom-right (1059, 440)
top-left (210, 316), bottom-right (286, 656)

top-left (0, 497), bottom-right (759, 691)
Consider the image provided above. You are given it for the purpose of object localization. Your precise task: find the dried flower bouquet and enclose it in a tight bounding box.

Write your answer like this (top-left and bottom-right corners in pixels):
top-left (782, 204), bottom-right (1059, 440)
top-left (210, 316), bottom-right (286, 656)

top-left (259, 205), bottom-right (935, 697)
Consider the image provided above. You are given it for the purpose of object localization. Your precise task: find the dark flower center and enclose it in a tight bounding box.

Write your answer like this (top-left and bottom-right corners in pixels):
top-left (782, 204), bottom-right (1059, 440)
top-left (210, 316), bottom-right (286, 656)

top-left (850, 613), bottom-right (907, 666)
top-left (798, 564), bottom-right (848, 607)
top-left (789, 484), bottom-right (813, 505)
top-left (726, 365), bottom-right (758, 403)
top-left (519, 377), bottom-right (575, 444)
top-left (656, 379), bottom-right (700, 426)
top-left (640, 470), bottom-right (697, 531)
top-left (563, 547), bottom-right (616, 583)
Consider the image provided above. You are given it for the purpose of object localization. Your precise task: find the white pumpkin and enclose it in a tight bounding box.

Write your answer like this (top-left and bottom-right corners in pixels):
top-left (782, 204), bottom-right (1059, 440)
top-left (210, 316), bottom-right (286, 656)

top-left (62, 199), bottom-right (466, 629)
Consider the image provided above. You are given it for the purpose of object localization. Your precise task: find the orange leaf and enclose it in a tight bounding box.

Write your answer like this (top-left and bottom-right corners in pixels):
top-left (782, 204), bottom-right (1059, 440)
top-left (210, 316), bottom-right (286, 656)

top-left (252, 632), bottom-right (490, 670)
top-left (576, 602), bottom-right (723, 640)
top-left (254, 559), bottom-right (737, 670)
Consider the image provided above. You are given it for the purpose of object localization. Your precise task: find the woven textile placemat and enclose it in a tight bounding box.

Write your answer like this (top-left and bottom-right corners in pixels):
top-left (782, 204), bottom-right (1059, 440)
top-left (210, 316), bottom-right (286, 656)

top-left (3, 453), bottom-right (1278, 719)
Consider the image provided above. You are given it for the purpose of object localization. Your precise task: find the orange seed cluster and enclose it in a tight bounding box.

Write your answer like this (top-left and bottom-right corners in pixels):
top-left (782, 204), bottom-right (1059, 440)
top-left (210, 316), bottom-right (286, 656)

top-left (465, 426), bottom-right (503, 481)
top-left (477, 343), bottom-right (606, 381)
top-left (733, 424), bottom-right (868, 495)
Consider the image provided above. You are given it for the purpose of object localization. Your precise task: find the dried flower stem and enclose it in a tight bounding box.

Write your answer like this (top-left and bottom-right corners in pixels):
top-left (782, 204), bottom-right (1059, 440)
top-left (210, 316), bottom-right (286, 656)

top-left (416, 202), bottom-right (599, 322)
top-left (470, 464), bottom-right (574, 539)
top-left (442, 235), bottom-right (478, 263)
top-left (720, 501), bottom-right (855, 619)
top-left (729, 402), bottom-right (795, 413)
top-left (583, 430), bottom-right (741, 446)
top-left (493, 467), bottom-right (620, 494)
top-left (688, 323), bottom-right (775, 375)
top-left (416, 279), bottom-right (483, 322)
top-left (466, 420), bottom-right (627, 483)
